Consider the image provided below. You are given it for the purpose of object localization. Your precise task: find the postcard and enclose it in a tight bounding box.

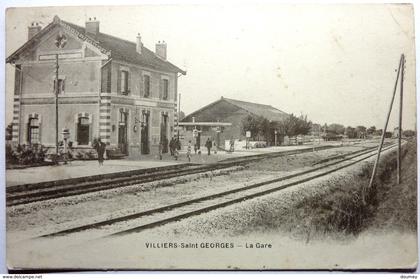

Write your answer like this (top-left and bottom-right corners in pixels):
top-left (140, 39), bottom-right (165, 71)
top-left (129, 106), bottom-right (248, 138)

top-left (5, 4), bottom-right (417, 270)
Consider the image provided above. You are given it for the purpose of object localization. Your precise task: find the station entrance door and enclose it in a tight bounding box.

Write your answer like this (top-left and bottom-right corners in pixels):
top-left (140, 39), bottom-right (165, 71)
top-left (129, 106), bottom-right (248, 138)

top-left (118, 111), bottom-right (128, 155)
top-left (141, 112), bottom-right (150, 155)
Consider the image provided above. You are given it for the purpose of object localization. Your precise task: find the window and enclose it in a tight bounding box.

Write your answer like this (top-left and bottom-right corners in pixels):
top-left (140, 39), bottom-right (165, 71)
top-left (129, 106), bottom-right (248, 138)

top-left (119, 110), bottom-right (128, 124)
top-left (120, 70), bottom-right (129, 95)
top-left (77, 117), bottom-right (90, 145)
top-left (143, 75), bottom-right (150, 98)
top-left (28, 118), bottom-right (40, 144)
top-left (53, 78), bottom-right (65, 94)
top-left (163, 79), bottom-right (169, 100)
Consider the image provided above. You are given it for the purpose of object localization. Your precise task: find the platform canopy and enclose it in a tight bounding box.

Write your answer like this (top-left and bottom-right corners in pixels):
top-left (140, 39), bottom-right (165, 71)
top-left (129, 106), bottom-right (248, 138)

top-left (179, 122), bottom-right (232, 127)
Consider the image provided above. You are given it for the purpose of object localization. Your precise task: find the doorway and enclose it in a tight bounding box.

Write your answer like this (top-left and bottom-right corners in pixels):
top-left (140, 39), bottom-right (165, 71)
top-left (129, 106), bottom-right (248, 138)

top-left (160, 113), bottom-right (169, 153)
top-left (141, 112), bottom-right (150, 154)
top-left (118, 110), bottom-right (128, 155)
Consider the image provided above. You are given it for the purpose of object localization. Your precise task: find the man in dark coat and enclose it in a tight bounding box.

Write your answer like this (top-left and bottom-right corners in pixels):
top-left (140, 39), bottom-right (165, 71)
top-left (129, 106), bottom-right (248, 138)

top-left (169, 137), bottom-right (175, 156)
top-left (96, 138), bottom-right (106, 166)
top-left (205, 138), bottom-right (212, 155)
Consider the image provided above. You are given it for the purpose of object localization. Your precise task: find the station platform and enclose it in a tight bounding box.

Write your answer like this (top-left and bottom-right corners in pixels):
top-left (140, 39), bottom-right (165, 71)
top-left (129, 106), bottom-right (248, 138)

top-left (5, 143), bottom-right (336, 187)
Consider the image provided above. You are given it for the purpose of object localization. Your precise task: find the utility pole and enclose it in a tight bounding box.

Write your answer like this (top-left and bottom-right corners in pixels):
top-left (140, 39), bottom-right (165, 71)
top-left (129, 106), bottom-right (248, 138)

top-left (55, 53), bottom-right (59, 157)
top-left (177, 93), bottom-right (181, 140)
top-left (397, 54), bottom-right (405, 184)
top-left (364, 54), bottom-right (403, 204)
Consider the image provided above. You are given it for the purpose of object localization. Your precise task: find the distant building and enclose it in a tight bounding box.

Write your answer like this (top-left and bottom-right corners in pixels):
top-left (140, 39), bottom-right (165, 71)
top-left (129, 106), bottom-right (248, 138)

top-left (6, 15), bottom-right (186, 157)
top-left (180, 97), bottom-right (289, 148)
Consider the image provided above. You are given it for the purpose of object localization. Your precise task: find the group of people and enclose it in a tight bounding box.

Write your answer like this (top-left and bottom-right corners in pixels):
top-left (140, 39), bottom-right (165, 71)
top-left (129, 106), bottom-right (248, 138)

top-left (95, 135), bottom-right (220, 164)
top-left (169, 137), bottom-right (181, 160)
top-left (185, 138), bottom-right (218, 162)
top-left (159, 136), bottom-right (181, 160)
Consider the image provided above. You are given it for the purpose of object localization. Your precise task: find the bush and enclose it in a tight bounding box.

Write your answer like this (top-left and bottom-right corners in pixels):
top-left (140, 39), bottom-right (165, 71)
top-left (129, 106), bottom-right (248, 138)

top-left (6, 143), bottom-right (47, 166)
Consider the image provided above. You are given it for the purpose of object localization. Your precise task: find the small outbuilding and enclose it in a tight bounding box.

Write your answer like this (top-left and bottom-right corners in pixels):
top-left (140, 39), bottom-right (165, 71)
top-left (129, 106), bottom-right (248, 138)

top-left (180, 97), bottom-right (289, 149)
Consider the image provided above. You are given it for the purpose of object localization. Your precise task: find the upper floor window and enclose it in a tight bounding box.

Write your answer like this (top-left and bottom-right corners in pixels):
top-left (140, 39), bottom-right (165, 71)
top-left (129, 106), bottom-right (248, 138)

top-left (53, 78), bottom-right (65, 94)
top-left (28, 117), bottom-right (40, 144)
top-left (144, 75), bottom-right (150, 98)
top-left (162, 79), bottom-right (169, 100)
top-left (119, 110), bottom-right (128, 124)
top-left (120, 70), bottom-right (130, 95)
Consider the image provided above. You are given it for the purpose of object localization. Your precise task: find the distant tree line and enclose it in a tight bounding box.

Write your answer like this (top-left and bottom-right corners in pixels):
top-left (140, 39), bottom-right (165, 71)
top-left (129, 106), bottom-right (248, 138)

top-left (312, 122), bottom-right (416, 139)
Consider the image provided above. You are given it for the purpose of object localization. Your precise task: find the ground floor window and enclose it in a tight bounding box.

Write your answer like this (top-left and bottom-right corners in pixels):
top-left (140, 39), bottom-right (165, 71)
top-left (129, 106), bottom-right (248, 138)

top-left (27, 117), bottom-right (40, 144)
top-left (77, 117), bottom-right (90, 145)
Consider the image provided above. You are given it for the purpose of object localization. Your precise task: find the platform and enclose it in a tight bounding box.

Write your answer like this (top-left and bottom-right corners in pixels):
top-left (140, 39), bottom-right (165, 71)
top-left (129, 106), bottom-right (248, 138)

top-left (5, 143), bottom-right (337, 187)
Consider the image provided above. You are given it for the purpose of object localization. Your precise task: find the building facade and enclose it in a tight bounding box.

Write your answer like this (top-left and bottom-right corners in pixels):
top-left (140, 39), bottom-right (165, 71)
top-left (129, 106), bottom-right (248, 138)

top-left (7, 16), bottom-right (186, 157)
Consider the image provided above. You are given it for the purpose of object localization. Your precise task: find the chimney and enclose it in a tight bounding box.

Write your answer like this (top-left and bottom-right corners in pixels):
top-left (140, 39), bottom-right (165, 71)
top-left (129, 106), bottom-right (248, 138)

top-left (85, 17), bottom-right (99, 37)
top-left (136, 33), bottom-right (142, 54)
top-left (155, 40), bottom-right (167, 60)
top-left (28, 22), bottom-right (41, 40)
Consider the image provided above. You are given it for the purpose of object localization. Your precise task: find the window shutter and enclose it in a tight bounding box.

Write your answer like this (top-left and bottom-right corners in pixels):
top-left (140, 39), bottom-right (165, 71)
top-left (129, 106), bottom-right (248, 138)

top-left (164, 79), bottom-right (168, 100)
top-left (53, 79), bottom-right (56, 94)
top-left (61, 80), bottom-right (65, 93)
top-left (159, 78), bottom-right (163, 99)
top-left (107, 66), bottom-right (111, 93)
top-left (127, 71), bottom-right (131, 94)
top-left (139, 75), bottom-right (143, 97)
top-left (117, 71), bottom-right (121, 94)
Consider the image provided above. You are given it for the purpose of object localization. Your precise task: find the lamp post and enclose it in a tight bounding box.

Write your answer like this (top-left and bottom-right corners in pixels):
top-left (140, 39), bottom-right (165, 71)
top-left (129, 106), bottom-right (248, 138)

top-left (54, 32), bottom-right (67, 159)
top-left (62, 128), bottom-right (70, 164)
top-left (274, 130), bottom-right (278, 147)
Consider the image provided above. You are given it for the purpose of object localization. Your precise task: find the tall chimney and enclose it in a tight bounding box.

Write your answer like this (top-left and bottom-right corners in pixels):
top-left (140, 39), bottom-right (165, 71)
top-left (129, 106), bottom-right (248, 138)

top-left (28, 22), bottom-right (41, 40)
top-left (155, 40), bottom-right (167, 60)
top-left (136, 33), bottom-right (142, 54)
top-left (85, 17), bottom-right (99, 37)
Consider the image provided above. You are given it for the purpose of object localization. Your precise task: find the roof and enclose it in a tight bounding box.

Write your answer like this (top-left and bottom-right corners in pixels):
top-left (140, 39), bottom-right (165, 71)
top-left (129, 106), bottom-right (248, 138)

top-left (6, 16), bottom-right (186, 75)
top-left (183, 97), bottom-right (289, 122)
top-left (222, 97), bottom-right (289, 122)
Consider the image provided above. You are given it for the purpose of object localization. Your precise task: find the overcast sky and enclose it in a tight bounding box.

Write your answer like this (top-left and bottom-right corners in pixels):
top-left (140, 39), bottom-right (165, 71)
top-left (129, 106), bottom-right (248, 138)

top-left (5, 4), bottom-right (416, 130)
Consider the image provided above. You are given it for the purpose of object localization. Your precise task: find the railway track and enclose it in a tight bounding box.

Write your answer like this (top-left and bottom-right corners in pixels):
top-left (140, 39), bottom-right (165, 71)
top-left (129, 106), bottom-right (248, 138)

top-left (39, 141), bottom-right (398, 239)
top-left (6, 145), bottom-right (336, 207)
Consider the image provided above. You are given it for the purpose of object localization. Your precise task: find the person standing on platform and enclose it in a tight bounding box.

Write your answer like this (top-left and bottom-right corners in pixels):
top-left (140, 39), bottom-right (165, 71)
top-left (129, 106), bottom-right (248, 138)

top-left (205, 138), bottom-right (212, 155)
top-left (96, 138), bottom-right (106, 166)
top-left (187, 140), bottom-right (192, 162)
top-left (229, 138), bottom-right (235, 153)
top-left (212, 140), bottom-right (217, 154)
top-left (158, 140), bottom-right (163, 160)
top-left (169, 137), bottom-right (175, 156)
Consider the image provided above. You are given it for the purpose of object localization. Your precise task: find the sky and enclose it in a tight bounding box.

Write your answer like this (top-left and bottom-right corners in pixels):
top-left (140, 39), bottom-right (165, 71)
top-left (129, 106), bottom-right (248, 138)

top-left (5, 4), bottom-right (417, 130)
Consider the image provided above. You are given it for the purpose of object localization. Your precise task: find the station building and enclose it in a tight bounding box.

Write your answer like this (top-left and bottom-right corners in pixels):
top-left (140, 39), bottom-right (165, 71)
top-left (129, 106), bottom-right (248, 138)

top-left (180, 97), bottom-right (289, 149)
top-left (7, 15), bottom-right (186, 157)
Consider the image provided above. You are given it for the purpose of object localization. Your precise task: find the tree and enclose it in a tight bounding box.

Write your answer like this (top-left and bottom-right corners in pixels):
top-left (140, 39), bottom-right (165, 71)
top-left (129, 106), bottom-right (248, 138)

top-left (241, 115), bottom-right (270, 141)
top-left (279, 114), bottom-right (312, 137)
top-left (327, 123), bottom-right (345, 135)
top-left (403, 130), bottom-right (416, 137)
top-left (345, 126), bottom-right (357, 138)
top-left (242, 114), bottom-right (312, 144)
top-left (367, 126), bottom-right (376, 135)
top-left (310, 123), bottom-right (322, 135)
top-left (375, 129), bottom-right (383, 136)
top-left (356, 126), bottom-right (367, 138)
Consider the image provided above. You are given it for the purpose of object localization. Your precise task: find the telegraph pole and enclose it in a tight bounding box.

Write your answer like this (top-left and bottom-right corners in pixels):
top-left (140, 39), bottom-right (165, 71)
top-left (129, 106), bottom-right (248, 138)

top-left (364, 54), bottom-right (403, 203)
top-left (177, 93), bottom-right (182, 140)
top-left (55, 53), bottom-right (59, 156)
top-left (397, 54), bottom-right (405, 184)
